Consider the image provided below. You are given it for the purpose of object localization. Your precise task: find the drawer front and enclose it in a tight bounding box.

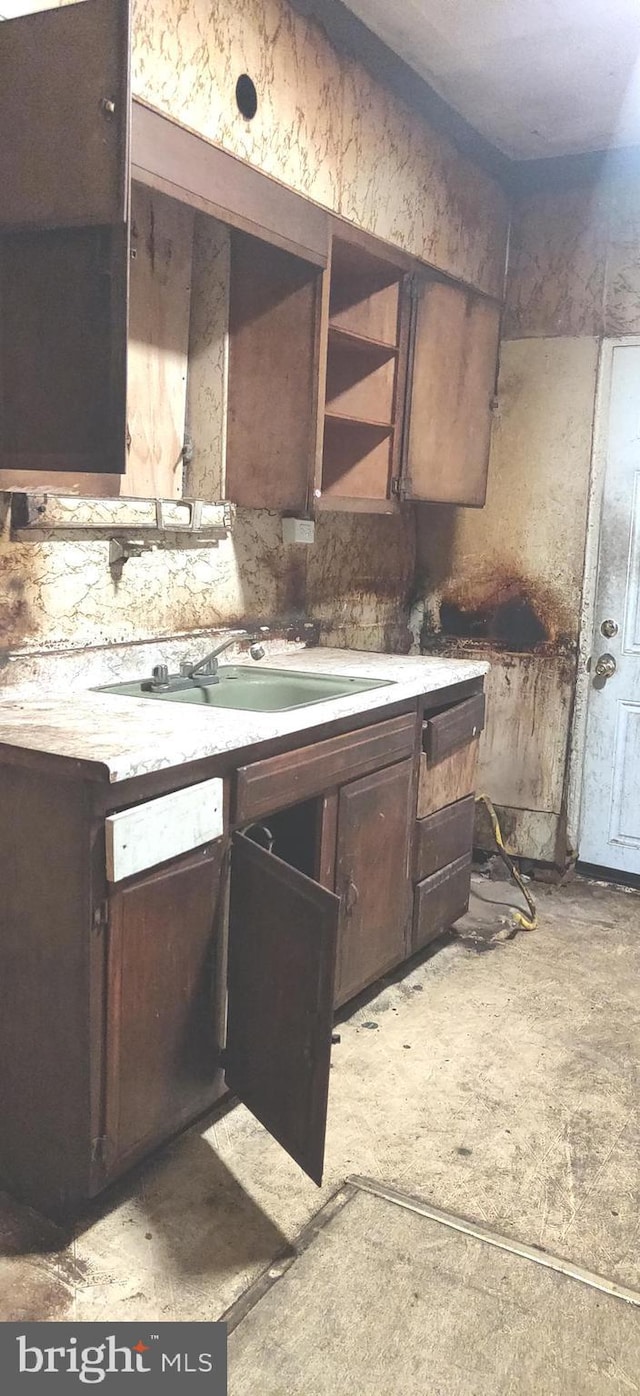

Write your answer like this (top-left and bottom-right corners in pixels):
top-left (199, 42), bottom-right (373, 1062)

top-left (413, 854), bottom-right (472, 952)
top-left (235, 712), bottom-right (416, 824)
top-left (417, 737), bottom-right (479, 819)
top-left (413, 795), bottom-right (475, 882)
top-left (106, 777), bottom-right (225, 883)
top-left (423, 692), bottom-right (485, 764)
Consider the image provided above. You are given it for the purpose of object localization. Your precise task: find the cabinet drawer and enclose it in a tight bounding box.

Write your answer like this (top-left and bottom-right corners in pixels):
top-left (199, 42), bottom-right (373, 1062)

top-left (235, 712), bottom-right (416, 824)
top-left (417, 737), bottom-right (479, 819)
top-left (413, 854), bottom-right (472, 952)
top-left (106, 778), bottom-right (224, 883)
top-left (423, 692), bottom-right (485, 764)
top-left (413, 795), bottom-right (475, 882)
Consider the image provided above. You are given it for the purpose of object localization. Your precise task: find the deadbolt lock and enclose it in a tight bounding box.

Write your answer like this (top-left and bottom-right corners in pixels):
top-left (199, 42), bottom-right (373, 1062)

top-left (600, 619), bottom-right (618, 638)
top-left (594, 654), bottom-right (617, 679)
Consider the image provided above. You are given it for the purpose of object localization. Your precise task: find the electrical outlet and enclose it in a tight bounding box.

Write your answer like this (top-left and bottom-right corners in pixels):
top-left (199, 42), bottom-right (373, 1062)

top-left (282, 517), bottom-right (315, 545)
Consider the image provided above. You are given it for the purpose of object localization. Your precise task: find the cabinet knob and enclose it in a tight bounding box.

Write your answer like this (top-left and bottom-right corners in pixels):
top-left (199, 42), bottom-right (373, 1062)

top-left (101, 97), bottom-right (116, 117)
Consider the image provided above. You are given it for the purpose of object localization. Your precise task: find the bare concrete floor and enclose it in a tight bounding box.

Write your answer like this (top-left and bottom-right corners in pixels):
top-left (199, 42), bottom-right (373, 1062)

top-left (1, 875), bottom-right (639, 1333)
top-left (228, 1185), bottom-right (640, 1395)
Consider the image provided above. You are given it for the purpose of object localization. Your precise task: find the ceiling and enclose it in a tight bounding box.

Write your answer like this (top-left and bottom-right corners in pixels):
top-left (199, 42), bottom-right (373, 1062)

top-left (342, 0), bottom-right (640, 160)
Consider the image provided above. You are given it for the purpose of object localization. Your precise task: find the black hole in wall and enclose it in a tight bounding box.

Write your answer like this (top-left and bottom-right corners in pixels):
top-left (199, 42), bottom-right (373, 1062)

top-left (236, 74), bottom-right (258, 121)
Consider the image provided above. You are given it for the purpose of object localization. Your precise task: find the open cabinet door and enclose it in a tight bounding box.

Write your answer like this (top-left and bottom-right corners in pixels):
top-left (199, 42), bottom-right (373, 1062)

top-left (404, 279), bottom-right (501, 507)
top-left (226, 832), bottom-right (340, 1184)
top-left (0, 0), bottom-right (130, 477)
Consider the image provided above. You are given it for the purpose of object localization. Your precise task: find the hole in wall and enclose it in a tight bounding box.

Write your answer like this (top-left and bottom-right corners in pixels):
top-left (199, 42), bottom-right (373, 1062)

top-left (236, 74), bottom-right (258, 121)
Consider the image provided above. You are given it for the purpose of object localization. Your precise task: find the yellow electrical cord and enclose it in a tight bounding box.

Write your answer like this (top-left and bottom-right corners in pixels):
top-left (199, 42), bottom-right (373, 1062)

top-left (475, 794), bottom-right (538, 931)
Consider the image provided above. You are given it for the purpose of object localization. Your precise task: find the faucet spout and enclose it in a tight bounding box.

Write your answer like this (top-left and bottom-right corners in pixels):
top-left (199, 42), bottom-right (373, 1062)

top-left (186, 632), bottom-right (265, 681)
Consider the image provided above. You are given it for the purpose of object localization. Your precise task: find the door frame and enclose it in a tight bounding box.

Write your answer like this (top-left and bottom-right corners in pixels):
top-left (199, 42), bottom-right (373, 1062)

top-left (567, 335), bottom-right (640, 859)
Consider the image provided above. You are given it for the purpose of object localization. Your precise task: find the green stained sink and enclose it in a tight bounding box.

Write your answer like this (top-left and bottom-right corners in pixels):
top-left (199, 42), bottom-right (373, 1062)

top-left (98, 665), bottom-right (390, 712)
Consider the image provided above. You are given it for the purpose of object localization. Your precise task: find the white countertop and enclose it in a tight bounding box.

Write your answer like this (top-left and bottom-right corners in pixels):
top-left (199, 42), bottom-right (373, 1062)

top-left (0, 649), bottom-right (489, 784)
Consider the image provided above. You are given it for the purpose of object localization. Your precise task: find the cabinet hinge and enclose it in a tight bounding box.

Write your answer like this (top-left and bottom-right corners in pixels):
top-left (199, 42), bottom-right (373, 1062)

top-left (91, 1135), bottom-right (107, 1166)
top-left (391, 476), bottom-right (409, 501)
top-left (92, 901), bottom-right (110, 934)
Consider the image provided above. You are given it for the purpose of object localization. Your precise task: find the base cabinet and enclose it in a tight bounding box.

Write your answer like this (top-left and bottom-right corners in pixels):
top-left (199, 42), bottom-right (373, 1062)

top-left (102, 843), bottom-right (225, 1181)
top-left (0, 683), bottom-right (484, 1216)
top-left (226, 833), bottom-right (339, 1185)
top-left (334, 758), bottom-right (413, 1007)
top-left (413, 854), bottom-right (472, 953)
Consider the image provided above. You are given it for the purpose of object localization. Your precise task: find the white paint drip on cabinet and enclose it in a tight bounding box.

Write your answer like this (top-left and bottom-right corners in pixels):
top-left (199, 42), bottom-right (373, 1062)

top-left (105, 777), bottom-right (224, 883)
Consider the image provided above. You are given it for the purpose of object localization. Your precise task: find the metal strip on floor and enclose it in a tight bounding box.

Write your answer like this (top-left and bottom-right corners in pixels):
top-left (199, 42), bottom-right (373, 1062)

top-left (348, 1175), bottom-right (640, 1309)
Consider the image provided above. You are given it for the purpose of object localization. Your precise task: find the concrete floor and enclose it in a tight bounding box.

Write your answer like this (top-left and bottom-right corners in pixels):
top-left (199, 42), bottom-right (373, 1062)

top-left (228, 1185), bottom-right (640, 1395)
top-left (1, 875), bottom-right (639, 1337)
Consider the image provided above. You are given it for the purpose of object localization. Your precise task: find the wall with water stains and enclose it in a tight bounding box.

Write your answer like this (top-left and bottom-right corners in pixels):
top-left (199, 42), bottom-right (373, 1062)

top-left (0, 0), bottom-right (505, 672)
top-left (417, 164), bottom-right (640, 862)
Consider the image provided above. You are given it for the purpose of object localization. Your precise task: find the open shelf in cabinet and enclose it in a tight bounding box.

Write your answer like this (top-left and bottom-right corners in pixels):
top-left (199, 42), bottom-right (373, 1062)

top-left (320, 234), bottom-right (406, 507)
top-left (327, 325), bottom-right (399, 358)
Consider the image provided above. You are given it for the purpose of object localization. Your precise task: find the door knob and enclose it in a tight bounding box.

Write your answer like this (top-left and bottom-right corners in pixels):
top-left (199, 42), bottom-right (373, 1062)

top-left (600, 618), bottom-right (618, 638)
top-left (594, 654), bottom-right (616, 679)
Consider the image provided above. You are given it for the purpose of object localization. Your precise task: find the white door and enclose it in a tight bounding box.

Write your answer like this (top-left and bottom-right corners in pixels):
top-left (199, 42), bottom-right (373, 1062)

top-left (580, 342), bottom-right (640, 873)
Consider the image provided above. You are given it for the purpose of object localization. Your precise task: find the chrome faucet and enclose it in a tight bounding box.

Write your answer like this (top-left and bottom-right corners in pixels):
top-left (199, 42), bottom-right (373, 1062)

top-left (186, 633), bottom-right (266, 682)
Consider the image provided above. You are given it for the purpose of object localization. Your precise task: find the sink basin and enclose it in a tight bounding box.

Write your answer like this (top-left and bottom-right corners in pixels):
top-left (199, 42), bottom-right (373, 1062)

top-left (97, 665), bottom-right (391, 712)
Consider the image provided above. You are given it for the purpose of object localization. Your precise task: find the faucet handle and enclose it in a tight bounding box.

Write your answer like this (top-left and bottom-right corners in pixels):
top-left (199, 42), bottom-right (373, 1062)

top-left (150, 664), bottom-right (170, 692)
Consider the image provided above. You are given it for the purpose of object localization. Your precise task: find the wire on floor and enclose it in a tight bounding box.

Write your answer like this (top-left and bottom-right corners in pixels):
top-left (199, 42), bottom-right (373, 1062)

top-left (475, 794), bottom-right (538, 932)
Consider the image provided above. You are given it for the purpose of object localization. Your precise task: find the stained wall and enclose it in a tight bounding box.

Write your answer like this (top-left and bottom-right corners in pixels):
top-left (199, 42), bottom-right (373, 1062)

top-left (416, 164), bottom-right (640, 862)
top-left (0, 0), bottom-right (507, 668)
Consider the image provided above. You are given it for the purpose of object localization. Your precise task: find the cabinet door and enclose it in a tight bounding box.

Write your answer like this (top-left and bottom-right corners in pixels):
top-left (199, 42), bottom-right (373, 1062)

top-left (226, 230), bottom-right (323, 510)
top-left (103, 843), bottom-right (224, 1178)
top-left (0, 0), bottom-right (130, 231)
top-left (404, 280), bottom-right (501, 506)
top-left (0, 0), bottom-right (130, 477)
top-left (334, 757), bottom-right (414, 1007)
top-left (226, 832), bottom-right (339, 1185)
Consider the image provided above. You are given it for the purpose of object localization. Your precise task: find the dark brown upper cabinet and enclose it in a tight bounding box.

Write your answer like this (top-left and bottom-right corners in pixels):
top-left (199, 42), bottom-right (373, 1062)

top-left (314, 234), bottom-right (411, 515)
top-left (0, 0), bottom-right (130, 231)
top-left (403, 279), bottom-right (502, 507)
top-left (0, 0), bottom-right (130, 478)
top-left (0, 1), bottom-right (500, 509)
top-left (313, 236), bottom-right (501, 513)
top-left (226, 231), bottom-right (324, 512)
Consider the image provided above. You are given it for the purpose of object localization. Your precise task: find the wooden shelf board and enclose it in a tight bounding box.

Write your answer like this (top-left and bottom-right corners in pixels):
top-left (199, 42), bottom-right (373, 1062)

top-left (327, 324), bottom-right (399, 356)
top-left (314, 494), bottom-right (399, 515)
top-left (324, 410), bottom-right (394, 432)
